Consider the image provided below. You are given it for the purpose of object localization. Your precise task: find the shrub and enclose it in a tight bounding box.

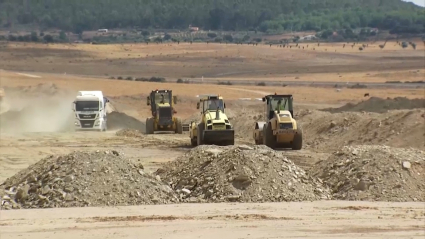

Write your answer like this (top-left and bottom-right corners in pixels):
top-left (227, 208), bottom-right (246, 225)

top-left (207, 32), bottom-right (217, 38)
top-left (217, 81), bottom-right (232, 85)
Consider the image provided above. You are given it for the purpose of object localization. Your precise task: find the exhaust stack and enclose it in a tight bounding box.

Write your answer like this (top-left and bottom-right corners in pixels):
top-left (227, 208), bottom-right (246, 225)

top-left (216, 107), bottom-right (220, 120)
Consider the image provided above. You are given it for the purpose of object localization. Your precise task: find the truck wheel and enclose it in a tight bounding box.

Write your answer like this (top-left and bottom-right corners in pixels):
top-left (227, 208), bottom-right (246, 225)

top-left (145, 118), bottom-right (154, 134)
top-left (292, 124), bottom-right (303, 150)
top-left (191, 138), bottom-right (197, 147)
top-left (175, 118), bottom-right (183, 134)
top-left (197, 123), bottom-right (204, 146)
top-left (264, 123), bottom-right (276, 149)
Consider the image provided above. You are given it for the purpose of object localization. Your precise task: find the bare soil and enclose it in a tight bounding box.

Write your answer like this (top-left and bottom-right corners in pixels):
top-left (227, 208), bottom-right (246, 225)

top-left (0, 41), bottom-right (424, 238)
top-left (1, 201), bottom-right (424, 239)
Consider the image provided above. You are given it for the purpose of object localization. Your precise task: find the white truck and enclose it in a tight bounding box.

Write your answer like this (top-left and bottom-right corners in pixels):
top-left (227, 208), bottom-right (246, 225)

top-left (72, 91), bottom-right (109, 131)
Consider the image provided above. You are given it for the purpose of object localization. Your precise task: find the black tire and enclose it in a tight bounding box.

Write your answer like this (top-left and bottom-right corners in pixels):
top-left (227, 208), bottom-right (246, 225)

top-left (292, 124), bottom-right (303, 150)
top-left (145, 117), bottom-right (154, 134)
top-left (191, 138), bottom-right (197, 147)
top-left (197, 123), bottom-right (204, 146)
top-left (175, 118), bottom-right (183, 134)
top-left (264, 123), bottom-right (276, 149)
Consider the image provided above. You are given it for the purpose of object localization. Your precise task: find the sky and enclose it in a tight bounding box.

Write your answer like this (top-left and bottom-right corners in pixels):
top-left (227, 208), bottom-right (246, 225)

top-left (403, 0), bottom-right (425, 7)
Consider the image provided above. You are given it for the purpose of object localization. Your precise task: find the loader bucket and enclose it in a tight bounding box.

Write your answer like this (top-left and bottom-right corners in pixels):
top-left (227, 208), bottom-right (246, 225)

top-left (203, 129), bottom-right (235, 145)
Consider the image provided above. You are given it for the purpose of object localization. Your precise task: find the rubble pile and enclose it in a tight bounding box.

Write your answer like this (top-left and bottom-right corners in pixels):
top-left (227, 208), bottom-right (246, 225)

top-left (323, 97), bottom-right (425, 113)
top-left (115, 128), bottom-right (143, 137)
top-left (312, 145), bottom-right (425, 202)
top-left (156, 145), bottom-right (331, 203)
top-left (0, 151), bottom-right (178, 210)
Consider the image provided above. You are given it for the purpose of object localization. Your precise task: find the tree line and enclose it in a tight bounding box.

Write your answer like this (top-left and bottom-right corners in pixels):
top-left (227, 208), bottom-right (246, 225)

top-left (0, 0), bottom-right (423, 34)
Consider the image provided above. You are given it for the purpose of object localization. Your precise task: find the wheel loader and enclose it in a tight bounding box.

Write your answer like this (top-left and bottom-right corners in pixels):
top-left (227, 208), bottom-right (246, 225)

top-left (145, 89), bottom-right (189, 134)
top-left (253, 94), bottom-right (302, 150)
top-left (189, 94), bottom-right (234, 146)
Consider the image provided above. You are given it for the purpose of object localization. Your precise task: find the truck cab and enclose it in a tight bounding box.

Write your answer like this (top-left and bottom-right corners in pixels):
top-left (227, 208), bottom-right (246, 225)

top-left (72, 91), bottom-right (109, 131)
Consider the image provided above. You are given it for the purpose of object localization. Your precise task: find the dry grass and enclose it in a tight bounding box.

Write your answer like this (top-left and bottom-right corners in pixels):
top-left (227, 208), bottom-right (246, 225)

top-left (0, 40), bottom-right (423, 119)
top-left (0, 40), bottom-right (423, 82)
top-left (1, 70), bottom-right (423, 103)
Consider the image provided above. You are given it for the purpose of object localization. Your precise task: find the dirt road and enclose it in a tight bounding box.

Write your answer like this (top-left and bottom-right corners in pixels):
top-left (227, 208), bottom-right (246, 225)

top-left (1, 201), bottom-right (424, 239)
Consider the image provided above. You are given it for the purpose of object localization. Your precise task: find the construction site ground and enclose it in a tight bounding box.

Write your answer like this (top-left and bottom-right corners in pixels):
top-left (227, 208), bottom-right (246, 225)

top-left (0, 40), bottom-right (424, 238)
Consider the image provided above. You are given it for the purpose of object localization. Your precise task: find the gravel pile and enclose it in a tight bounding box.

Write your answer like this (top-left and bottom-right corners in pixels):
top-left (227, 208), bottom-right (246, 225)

top-left (0, 151), bottom-right (178, 210)
top-left (156, 145), bottom-right (330, 203)
top-left (312, 145), bottom-right (425, 202)
top-left (115, 129), bottom-right (143, 137)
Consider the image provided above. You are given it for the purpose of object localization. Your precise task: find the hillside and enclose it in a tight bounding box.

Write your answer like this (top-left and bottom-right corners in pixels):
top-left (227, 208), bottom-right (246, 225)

top-left (0, 0), bottom-right (424, 34)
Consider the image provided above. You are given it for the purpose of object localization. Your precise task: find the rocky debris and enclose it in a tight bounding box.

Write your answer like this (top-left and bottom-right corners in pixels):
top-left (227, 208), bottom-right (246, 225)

top-left (115, 129), bottom-right (143, 137)
top-left (297, 109), bottom-right (425, 151)
top-left (312, 145), bottom-right (425, 202)
top-left (0, 151), bottom-right (178, 210)
top-left (323, 97), bottom-right (425, 114)
top-left (156, 145), bottom-right (330, 203)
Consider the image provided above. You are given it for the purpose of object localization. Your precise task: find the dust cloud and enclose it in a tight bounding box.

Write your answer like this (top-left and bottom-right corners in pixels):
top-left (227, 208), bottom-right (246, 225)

top-left (0, 84), bottom-right (75, 134)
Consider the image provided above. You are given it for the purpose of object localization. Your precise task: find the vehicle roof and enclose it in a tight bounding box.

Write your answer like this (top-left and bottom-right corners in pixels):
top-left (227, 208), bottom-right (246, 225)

top-left (75, 95), bottom-right (101, 101)
top-left (199, 94), bottom-right (223, 101)
top-left (77, 91), bottom-right (104, 98)
top-left (151, 89), bottom-right (172, 93)
top-left (264, 94), bottom-right (293, 98)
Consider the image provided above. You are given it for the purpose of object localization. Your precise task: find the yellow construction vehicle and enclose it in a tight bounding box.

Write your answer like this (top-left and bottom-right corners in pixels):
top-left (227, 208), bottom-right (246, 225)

top-left (189, 94), bottom-right (234, 146)
top-left (145, 89), bottom-right (188, 134)
top-left (253, 94), bottom-right (302, 150)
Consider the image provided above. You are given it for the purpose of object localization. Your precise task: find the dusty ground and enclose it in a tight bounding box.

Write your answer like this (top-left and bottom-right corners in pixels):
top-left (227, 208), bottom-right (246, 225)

top-left (1, 201), bottom-right (424, 239)
top-left (0, 40), bottom-right (424, 238)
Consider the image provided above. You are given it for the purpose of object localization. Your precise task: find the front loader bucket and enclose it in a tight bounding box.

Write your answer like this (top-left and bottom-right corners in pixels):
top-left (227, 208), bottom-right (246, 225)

top-left (203, 129), bottom-right (235, 145)
top-left (182, 123), bottom-right (190, 132)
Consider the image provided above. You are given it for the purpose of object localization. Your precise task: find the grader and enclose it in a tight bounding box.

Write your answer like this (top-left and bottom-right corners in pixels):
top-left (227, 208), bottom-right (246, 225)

top-left (253, 94), bottom-right (302, 150)
top-left (189, 94), bottom-right (234, 146)
top-left (145, 89), bottom-right (188, 134)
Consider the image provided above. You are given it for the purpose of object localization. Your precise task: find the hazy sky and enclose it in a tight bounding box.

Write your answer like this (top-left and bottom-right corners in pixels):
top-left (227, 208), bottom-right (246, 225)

top-left (403, 0), bottom-right (425, 7)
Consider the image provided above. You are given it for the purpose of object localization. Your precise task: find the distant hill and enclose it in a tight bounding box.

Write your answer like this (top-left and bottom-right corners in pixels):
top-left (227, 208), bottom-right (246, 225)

top-left (0, 0), bottom-right (423, 34)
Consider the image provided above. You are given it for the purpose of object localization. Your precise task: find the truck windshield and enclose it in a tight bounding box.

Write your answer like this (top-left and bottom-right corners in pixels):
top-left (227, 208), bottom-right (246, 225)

top-left (154, 92), bottom-right (171, 104)
top-left (75, 101), bottom-right (99, 111)
top-left (270, 98), bottom-right (291, 111)
top-left (204, 99), bottom-right (224, 111)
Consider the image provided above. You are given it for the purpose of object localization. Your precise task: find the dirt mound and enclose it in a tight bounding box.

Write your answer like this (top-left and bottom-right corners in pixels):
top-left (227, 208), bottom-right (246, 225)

top-left (298, 109), bottom-right (425, 151)
top-left (312, 145), bottom-right (425, 202)
top-left (156, 145), bottom-right (330, 203)
top-left (0, 151), bottom-right (178, 210)
top-left (107, 111), bottom-right (145, 132)
top-left (323, 97), bottom-right (425, 113)
top-left (115, 129), bottom-right (143, 137)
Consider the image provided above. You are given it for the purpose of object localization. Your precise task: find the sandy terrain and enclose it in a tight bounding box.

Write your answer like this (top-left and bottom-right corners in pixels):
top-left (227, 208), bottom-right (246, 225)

top-left (0, 40), bottom-right (424, 238)
top-left (2, 201), bottom-right (424, 239)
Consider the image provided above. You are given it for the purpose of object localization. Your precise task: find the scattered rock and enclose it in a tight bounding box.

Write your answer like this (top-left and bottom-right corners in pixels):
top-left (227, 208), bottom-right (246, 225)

top-left (0, 151), bottom-right (179, 210)
top-left (312, 145), bottom-right (425, 202)
top-left (156, 145), bottom-right (331, 203)
top-left (402, 161), bottom-right (411, 169)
